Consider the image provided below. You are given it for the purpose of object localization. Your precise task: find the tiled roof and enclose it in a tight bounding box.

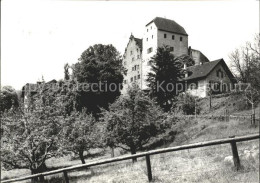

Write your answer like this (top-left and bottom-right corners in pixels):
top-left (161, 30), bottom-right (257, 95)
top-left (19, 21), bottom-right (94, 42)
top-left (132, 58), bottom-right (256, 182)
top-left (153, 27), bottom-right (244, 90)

top-left (134, 38), bottom-right (143, 51)
top-left (182, 59), bottom-right (226, 81)
top-left (147, 17), bottom-right (188, 36)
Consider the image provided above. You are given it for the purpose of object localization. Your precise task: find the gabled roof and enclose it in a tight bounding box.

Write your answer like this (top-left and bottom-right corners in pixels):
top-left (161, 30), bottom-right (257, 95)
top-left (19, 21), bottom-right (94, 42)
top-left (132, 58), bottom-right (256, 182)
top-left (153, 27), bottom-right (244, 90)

top-left (123, 35), bottom-right (143, 57)
top-left (134, 38), bottom-right (143, 51)
top-left (182, 59), bottom-right (235, 81)
top-left (146, 17), bottom-right (188, 36)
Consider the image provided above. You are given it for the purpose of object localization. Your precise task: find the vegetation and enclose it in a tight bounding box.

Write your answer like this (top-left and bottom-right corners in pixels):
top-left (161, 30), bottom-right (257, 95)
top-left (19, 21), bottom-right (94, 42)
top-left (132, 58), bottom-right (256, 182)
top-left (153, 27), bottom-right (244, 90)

top-left (72, 44), bottom-right (125, 116)
top-left (147, 46), bottom-right (182, 111)
top-left (229, 34), bottom-right (260, 121)
top-left (1, 92), bottom-right (63, 177)
top-left (173, 93), bottom-right (200, 115)
top-left (62, 110), bottom-right (101, 164)
top-left (101, 84), bottom-right (165, 162)
top-left (229, 34), bottom-right (260, 91)
top-left (0, 86), bottom-right (19, 112)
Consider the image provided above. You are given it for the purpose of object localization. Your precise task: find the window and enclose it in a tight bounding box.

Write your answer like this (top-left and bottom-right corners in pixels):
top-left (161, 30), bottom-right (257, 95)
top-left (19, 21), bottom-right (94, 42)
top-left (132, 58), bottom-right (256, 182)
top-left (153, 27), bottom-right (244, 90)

top-left (147, 47), bottom-right (153, 54)
top-left (131, 77), bottom-right (133, 82)
top-left (132, 57), bottom-right (134, 62)
top-left (134, 76), bottom-right (136, 80)
top-left (180, 37), bottom-right (183, 41)
top-left (170, 47), bottom-right (174, 52)
top-left (147, 29), bottom-right (148, 32)
top-left (137, 48), bottom-right (139, 52)
top-left (152, 35), bottom-right (153, 39)
top-left (217, 69), bottom-right (224, 78)
top-left (151, 26), bottom-right (152, 29)
top-left (130, 51), bottom-right (133, 55)
top-left (164, 34), bottom-right (167, 38)
top-left (137, 65), bottom-right (139, 70)
top-left (124, 61), bottom-right (126, 65)
top-left (124, 80), bottom-right (127, 84)
top-left (147, 38), bottom-right (148, 41)
top-left (138, 74), bottom-right (140, 79)
top-left (132, 67), bottom-right (134, 71)
top-left (137, 55), bottom-right (140, 59)
top-left (172, 35), bottom-right (175, 40)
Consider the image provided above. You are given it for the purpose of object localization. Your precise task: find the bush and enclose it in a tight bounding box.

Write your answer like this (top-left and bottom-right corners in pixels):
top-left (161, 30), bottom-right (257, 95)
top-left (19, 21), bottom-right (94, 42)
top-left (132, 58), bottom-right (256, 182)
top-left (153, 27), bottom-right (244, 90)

top-left (173, 93), bottom-right (201, 115)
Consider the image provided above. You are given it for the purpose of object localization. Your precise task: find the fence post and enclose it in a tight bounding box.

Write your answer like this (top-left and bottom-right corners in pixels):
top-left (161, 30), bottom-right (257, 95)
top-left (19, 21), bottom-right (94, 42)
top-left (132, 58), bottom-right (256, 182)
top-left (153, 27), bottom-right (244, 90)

top-left (145, 155), bottom-right (153, 182)
top-left (39, 174), bottom-right (44, 182)
top-left (229, 138), bottom-right (241, 170)
top-left (63, 171), bottom-right (69, 183)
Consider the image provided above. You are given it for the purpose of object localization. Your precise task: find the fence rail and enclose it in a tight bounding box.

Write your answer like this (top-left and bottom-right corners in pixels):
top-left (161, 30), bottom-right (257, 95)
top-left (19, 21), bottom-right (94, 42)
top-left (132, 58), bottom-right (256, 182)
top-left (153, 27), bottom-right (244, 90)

top-left (2, 133), bottom-right (259, 183)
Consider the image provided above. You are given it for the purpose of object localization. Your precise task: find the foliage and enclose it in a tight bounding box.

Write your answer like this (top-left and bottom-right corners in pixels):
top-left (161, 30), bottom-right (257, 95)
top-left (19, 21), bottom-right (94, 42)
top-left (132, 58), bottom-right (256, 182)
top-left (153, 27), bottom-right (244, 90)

top-left (61, 109), bottom-right (102, 164)
top-left (72, 44), bottom-right (125, 116)
top-left (146, 46), bottom-right (183, 111)
top-left (1, 90), bottom-right (64, 175)
top-left (101, 84), bottom-right (165, 161)
top-left (173, 93), bottom-right (200, 115)
top-left (0, 86), bottom-right (19, 112)
top-left (229, 34), bottom-right (260, 91)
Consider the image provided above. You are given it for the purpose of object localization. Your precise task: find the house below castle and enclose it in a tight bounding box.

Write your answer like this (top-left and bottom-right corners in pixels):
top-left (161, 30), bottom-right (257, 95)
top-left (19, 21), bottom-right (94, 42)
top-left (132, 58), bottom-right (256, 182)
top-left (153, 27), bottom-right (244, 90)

top-left (181, 59), bottom-right (236, 98)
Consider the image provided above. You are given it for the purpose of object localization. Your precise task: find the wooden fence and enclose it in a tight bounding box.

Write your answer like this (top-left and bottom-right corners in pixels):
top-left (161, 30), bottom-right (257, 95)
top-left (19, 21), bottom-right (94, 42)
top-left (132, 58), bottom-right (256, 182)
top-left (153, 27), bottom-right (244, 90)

top-left (1, 133), bottom-right (259, 183)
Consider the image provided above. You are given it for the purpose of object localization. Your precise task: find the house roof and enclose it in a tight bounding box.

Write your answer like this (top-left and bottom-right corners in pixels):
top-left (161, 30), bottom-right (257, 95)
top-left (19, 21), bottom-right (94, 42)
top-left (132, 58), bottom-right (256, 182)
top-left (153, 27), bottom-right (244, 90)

top-left (134, 38), bottom-right (143, 50)
top-left (182, 59), bottom-right (235, 81)
top-left (146, 17), bottom-right (188, 36)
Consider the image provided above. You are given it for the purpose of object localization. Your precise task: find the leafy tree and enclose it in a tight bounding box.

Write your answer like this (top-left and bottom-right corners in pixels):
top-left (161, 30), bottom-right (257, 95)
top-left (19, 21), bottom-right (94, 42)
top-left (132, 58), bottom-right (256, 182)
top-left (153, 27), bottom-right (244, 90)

top-left (1, 91), bottom-right (63, 178)
top-left (147, 46), bottom-right (183, 112)
top-left (72, 44), bottom-right (125, 116)
top-left (101, 84), bottom-right (164, 162)
top-left (61, 110), bottom-right (102, 164)
top-left (0, 86), bottom-right (19, 112)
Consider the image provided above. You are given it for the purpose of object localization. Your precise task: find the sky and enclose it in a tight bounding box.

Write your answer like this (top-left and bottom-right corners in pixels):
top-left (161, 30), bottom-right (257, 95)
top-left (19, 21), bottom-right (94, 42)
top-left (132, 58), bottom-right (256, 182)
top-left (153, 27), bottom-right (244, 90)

top-left (1, 0), bottom-right (259, 90)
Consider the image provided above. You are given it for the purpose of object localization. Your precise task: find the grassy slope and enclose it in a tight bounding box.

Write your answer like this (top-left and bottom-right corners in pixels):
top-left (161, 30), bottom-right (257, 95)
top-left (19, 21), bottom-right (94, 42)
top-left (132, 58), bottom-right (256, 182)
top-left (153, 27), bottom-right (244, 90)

top-left (1, 93), bottom-right (259, 182)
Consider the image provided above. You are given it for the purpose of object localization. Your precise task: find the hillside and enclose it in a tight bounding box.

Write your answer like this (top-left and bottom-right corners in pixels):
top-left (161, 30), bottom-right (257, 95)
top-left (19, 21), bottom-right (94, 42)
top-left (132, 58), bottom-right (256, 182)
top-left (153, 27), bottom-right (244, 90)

top-left (1, 93), bottom-right (259, 183)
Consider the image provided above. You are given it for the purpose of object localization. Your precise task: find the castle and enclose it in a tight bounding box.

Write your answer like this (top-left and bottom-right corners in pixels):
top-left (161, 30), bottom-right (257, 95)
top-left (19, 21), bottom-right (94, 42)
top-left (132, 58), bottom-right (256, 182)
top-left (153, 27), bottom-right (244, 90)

top-left (122, 17), bottom-right (235, 97)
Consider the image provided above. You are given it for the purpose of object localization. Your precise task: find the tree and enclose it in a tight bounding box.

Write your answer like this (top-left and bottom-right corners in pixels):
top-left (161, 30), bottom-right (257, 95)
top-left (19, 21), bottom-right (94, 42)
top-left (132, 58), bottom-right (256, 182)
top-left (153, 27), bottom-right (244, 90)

top-left (61, 110), bottom-right (101, 164)
top-left (64, 63), bottom-right (70, 80)
top-left (229, 34), bottom-right (260, 90)
top-left (72, 44), bottom-right (125, 116)
top-left (229, 34), bottom-right (260, 124)
top-left (1, 91), bottom-right (63, 178)
top-left (0, 86), bottom-right (19, 112)
top-left (147, 46), bottom-right (183, 111)
top-left (101, 84), bottom-right (164, 162)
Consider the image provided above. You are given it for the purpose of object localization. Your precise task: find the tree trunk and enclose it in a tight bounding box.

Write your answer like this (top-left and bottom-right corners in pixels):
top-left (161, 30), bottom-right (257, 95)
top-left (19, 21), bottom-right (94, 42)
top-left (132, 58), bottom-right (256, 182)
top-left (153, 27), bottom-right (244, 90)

top-left (111, 146), bottom-right (115, 158)
top-left (79, 150), bottom-right (86, 164)
top-left (31, 163), bottom-right (47, 183)
top-left (130, 146), bottom-right (137, 163)
top-left (252, 102), bottom-right (255, 126)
